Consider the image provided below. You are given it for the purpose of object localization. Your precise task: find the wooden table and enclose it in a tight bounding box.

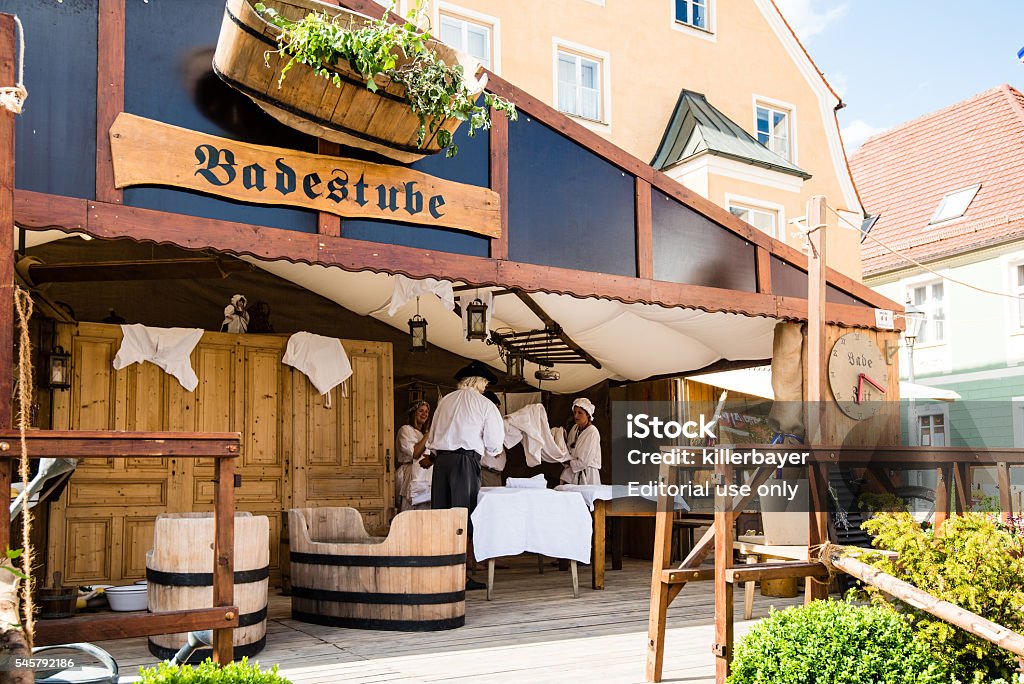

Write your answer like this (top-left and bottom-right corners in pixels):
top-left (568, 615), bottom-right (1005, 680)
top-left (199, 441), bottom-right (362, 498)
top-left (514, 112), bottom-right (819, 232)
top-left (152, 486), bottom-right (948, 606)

top-left (591, 498), bottom-right (714, 590)
top-left (733, 535), bottom-right (809, 619)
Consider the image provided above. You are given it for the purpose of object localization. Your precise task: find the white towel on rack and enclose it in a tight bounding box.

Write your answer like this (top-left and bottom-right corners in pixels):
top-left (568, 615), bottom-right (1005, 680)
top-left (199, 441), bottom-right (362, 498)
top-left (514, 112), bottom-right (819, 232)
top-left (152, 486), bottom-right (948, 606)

top-left (113, 324), bottom-right (204, 391)
top-left (282, 332), bottom-right (353, 395)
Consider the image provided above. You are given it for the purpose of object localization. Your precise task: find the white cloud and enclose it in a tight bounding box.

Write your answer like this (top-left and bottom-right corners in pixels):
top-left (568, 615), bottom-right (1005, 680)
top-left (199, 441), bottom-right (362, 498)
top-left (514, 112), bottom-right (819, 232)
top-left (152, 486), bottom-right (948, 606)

top-left (841, 119), bottom-right (887, 153)
top-left (773, 0), bottom-right (848, 41)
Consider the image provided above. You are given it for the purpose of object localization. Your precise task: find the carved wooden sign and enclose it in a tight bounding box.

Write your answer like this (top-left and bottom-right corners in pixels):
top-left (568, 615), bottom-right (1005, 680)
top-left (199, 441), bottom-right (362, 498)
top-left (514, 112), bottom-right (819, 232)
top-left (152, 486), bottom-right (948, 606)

top-left (109, 113), bottom-right (501, 238)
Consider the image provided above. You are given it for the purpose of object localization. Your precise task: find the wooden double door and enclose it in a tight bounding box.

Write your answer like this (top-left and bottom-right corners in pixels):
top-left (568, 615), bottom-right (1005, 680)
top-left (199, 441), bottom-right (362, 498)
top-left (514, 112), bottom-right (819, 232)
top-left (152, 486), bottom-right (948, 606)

top-left (47, 322), bottom-right (394, 584)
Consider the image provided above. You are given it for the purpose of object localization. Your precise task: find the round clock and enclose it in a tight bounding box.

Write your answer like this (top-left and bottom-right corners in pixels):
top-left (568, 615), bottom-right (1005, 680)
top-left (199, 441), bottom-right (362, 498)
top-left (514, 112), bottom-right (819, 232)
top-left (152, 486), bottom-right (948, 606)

top-left (828, 332), bottom-right (889, 420)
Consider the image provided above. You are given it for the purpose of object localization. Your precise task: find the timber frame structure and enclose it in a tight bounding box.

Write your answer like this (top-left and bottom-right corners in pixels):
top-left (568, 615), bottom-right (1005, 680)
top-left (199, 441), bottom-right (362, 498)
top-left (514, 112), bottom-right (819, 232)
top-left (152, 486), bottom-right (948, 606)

top-left (0, 1), bottom-right (916, 678)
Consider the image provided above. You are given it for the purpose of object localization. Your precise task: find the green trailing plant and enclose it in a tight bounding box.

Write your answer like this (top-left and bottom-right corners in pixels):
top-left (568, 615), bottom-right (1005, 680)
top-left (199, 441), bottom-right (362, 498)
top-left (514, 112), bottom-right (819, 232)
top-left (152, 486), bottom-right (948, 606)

top-left (727, 599), bottom-right (948, 684)
top-left (253, 1), bottom-right (516, 157)
top-left (859, 512), bottom-right (1024, 683)
top-left (138, 657), bottom-right (291, 684)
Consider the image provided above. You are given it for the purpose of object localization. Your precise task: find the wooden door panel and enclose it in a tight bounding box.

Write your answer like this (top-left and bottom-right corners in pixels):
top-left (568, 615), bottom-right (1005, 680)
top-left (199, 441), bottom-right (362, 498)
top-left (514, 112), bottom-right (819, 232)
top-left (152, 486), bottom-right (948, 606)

top-left (244, 349), bottom-right (280, 467)
top-left (350, 354), bottom-right (381, 467)
top-left (123, 517), bottom-right (156, 579)
top-left (63, 518), bottom-right (112, 582)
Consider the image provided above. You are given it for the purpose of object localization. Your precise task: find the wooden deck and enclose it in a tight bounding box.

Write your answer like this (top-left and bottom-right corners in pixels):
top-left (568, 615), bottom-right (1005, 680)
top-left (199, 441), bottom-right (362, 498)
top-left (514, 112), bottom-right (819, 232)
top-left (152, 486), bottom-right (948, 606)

top-left (104, 557), bottom-right (801, 683)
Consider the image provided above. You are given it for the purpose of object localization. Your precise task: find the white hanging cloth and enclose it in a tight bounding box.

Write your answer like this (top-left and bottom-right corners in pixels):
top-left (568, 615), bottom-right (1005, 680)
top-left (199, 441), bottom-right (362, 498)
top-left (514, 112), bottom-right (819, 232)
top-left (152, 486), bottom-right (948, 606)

top-left (503, 403), bottom-right (571, 467)
top-left (282, 332), bottom-right (353, 397)
top-left (384, 275), bottom-right (456, 317)
top-left (113, 324), bottom-right (204, 391)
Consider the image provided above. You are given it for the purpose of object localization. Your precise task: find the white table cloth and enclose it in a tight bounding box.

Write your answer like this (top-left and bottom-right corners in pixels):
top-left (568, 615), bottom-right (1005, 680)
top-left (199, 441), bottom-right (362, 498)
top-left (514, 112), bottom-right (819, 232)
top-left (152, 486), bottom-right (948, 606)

top-left (471, 487), bottom-right (592, 563)
top-left (554, 484), bottom-right (614, 511)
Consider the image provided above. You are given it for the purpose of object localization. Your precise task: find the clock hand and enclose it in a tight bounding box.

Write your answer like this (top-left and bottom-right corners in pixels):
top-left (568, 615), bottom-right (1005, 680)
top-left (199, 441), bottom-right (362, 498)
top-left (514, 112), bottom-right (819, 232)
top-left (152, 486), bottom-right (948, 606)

top-left (860, 373), bottom-right (887, 394)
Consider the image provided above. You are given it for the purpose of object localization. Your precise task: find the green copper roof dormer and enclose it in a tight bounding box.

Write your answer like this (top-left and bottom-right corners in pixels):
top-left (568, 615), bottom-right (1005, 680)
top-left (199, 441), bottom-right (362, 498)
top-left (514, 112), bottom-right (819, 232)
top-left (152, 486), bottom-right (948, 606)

top-left (651, 90), bottom-right (811, 179)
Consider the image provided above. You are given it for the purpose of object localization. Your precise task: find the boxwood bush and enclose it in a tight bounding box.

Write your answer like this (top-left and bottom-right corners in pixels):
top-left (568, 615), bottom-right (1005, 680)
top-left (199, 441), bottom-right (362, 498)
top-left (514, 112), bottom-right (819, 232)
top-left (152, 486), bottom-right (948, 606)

top-left (138, 657), bottom-right (291, 684)
top-left (727, 600), bottom-right (948, 684)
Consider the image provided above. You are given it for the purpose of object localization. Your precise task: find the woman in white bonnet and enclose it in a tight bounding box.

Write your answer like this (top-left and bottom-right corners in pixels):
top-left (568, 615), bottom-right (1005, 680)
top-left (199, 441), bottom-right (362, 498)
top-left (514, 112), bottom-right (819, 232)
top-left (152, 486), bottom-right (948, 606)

top-left (560, 397), bottom-right (602, 485)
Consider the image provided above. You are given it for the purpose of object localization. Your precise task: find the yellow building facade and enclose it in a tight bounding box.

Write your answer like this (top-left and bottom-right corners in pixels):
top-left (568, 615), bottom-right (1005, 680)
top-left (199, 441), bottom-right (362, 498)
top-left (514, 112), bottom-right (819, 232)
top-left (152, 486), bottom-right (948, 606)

top-left (401, 0), bottom-right (864, 278)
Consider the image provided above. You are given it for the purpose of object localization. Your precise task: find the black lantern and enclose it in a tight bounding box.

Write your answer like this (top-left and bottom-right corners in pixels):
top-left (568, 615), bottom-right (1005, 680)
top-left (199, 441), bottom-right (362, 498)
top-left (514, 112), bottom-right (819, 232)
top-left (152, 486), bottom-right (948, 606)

top-left (408, 314), bottom-right (428, 352)
top-left (466, 297), bottom-right (488, 340)
top-left (408, 382), bottom-right (425, 405)
top-left (48, 345), bottom-right (71, 390)
top-left (507, 353), bottom-right (524, 382)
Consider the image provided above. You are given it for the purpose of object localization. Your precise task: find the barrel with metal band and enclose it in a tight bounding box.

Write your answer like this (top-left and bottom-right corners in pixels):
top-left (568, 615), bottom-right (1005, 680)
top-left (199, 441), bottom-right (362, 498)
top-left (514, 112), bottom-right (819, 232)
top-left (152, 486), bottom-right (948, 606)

top-left (146, 512), bottom-right (270, 661)
top-left (289, 507), bottom-right (467, 631)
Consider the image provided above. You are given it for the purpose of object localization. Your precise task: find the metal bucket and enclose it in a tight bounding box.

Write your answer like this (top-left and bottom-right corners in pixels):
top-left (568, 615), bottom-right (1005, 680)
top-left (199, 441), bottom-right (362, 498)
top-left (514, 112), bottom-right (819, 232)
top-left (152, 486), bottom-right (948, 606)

top-left (33, 643), bottom-right (118, 684)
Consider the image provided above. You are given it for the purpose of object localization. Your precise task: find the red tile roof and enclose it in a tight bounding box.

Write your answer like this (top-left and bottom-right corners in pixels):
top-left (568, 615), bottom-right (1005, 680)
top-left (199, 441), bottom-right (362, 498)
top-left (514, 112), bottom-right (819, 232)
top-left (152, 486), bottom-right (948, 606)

top-left (851, 84), bottom-right (1024, 276)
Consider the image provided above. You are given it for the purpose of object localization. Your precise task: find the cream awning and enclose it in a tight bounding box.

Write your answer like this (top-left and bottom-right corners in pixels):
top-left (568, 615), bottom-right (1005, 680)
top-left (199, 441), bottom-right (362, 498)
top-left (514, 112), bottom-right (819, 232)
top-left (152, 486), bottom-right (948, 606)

top-left (247, 258), bottom-right (777, 393)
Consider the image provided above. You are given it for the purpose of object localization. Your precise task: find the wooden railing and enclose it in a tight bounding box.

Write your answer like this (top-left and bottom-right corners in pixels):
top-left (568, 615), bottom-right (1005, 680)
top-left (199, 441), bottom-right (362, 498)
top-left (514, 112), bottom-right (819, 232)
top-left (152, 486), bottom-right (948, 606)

top-left (0, 430), bottom-right (241, 664)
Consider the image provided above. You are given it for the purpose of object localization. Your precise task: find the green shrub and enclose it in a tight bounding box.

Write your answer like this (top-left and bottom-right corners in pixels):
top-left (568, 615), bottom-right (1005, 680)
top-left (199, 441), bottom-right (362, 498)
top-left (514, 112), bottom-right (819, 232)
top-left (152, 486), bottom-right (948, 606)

top-left (860, 512), bottom-right (1024, 683)
top-left (138, 657), bottom-right (291, 684)
top-left (727, 600), bottom-right (948, 684)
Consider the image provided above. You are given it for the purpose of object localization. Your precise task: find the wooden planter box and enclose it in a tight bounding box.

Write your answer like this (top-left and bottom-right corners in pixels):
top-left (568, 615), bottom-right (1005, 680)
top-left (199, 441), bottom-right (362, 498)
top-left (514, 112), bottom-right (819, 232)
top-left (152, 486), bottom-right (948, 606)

top-left (214, 0), bottom-right (484, 163)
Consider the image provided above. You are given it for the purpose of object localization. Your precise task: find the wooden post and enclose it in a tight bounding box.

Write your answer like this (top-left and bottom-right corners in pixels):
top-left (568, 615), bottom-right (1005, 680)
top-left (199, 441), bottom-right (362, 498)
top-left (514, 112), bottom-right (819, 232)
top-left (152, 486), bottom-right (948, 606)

top-left (998, 462), bottom-right (1013, 523)
top-left (805, 196), bottom-right (829, 601)
top-left (635, 178), bottom-right (653, 279)
top-left (0, 13), bottom-right (14, 432)
top-left (933, 466), bottom-right (950, 534)
top-left (645, 461), bottom-right (676, 682)
top-left (488, 105), bottom-right (509, 261)
top-left (592, 499), bottom-right (606, 590)
top-left (713, 461), bottom-right (734, 684)
top-left (953, 463), bottom-right (970, 514)
top-left (212, 456), bottom-right (236, 664)
top-left (96, 0), bottom-right (125, 204)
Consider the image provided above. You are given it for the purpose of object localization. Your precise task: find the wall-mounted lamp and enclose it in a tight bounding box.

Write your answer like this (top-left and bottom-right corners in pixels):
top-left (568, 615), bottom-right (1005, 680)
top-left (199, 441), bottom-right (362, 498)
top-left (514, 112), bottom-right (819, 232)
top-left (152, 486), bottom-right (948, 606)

top-left (48, 345), bottom-right (71, 390)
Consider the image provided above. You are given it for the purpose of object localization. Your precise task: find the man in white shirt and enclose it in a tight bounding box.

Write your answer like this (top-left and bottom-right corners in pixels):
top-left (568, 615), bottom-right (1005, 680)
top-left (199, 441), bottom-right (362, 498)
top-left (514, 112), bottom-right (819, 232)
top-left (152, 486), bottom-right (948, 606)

top-left (423, 361), bottom-right (504, 590)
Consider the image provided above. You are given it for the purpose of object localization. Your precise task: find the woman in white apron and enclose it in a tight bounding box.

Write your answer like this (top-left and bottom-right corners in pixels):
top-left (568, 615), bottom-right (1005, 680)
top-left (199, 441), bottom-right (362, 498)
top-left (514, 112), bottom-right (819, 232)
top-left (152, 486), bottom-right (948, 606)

top-left (560, 398), bottom-right (602, 485)
top-left (396, 400), bottom-right (432, 511)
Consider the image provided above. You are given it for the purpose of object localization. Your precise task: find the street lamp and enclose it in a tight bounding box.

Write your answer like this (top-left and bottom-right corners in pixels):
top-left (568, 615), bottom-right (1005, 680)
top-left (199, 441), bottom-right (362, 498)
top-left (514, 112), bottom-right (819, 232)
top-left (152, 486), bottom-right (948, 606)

top-left (904, 300), bottom-right (925, 446)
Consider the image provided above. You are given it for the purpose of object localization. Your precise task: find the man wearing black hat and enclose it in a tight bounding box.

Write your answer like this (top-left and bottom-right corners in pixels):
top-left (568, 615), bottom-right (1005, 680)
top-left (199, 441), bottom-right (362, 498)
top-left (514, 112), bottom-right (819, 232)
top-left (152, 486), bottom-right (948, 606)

top-left (423, 360), bottom-right (504, 590)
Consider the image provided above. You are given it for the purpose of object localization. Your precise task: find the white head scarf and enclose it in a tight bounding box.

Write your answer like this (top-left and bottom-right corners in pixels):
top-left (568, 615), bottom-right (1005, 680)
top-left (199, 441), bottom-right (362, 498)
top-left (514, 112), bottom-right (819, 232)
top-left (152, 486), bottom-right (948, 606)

top-left (572, 397), bottom-right (596, 418)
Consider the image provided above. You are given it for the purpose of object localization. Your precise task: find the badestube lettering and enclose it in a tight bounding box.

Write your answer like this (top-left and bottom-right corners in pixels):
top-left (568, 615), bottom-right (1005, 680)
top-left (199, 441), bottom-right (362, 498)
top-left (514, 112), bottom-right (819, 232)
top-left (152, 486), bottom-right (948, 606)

top-left (192, 144), bottom-right (447, 219)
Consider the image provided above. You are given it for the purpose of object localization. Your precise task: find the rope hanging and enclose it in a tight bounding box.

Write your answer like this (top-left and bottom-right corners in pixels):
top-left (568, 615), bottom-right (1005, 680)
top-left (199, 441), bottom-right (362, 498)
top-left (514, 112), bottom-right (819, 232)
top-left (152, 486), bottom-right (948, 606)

top-left (0, 15), bottom-right (27, 115)
top-left (13, 287), bottom-right (35, 645)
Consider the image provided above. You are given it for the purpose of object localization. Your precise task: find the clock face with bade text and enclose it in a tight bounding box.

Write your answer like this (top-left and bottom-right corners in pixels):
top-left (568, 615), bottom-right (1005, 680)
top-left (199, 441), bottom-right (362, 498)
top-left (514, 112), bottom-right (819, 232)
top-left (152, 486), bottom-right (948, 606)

top-left (828, 332), bottom-right (888, 420)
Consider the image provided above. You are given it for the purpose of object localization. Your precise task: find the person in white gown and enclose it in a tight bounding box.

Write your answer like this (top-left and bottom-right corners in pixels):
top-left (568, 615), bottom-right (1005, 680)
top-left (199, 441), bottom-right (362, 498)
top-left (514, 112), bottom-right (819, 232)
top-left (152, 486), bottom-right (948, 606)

top-left (560, 397), bottom-right (602, 485)
top-left (396, 400), bottom-right (432, 512)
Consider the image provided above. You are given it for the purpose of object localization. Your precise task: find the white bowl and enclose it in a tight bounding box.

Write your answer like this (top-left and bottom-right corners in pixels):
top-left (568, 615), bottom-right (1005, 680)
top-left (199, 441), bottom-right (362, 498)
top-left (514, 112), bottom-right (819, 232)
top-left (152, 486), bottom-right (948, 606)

top-left (105, 585), bottom-right (148, 611)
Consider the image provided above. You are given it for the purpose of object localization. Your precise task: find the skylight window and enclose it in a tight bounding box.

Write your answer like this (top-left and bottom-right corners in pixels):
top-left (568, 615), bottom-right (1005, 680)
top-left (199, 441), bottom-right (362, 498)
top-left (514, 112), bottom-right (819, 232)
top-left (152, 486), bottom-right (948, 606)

top-left (930, 184), bottom-right (980, 224)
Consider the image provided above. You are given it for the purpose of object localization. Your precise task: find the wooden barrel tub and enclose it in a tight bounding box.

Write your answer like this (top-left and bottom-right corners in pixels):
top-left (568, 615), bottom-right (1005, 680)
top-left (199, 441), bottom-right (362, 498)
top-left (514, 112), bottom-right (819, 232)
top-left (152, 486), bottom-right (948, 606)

top-left (214, 0), bottom-right (484, 163)
top-left (146, 512), bottom-right (270, 662)
top-left (289, 507), bottom-right (467, 631)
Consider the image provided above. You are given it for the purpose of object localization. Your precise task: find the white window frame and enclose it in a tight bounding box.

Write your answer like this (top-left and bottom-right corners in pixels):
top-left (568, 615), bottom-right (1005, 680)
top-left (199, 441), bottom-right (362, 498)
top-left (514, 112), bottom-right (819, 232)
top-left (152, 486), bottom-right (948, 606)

top-left (906, 277), bottom-right (948, 348)
top-left (915, 403), bottom-right (949, 448)
top-left (724, 194), bottom-right (783, 239)
top-left (1011, 261), bottom-right (1024, 332)
top-left (929, 183), bottom-right (980, 225)
top-left (552, 38), bottom-right (612, 130)
top-left (670, 0), bottom-right (716, 40)
top-left (435, 2), bottom-right (500, 74)
top-left (752, 94), bottom-right (797, 164)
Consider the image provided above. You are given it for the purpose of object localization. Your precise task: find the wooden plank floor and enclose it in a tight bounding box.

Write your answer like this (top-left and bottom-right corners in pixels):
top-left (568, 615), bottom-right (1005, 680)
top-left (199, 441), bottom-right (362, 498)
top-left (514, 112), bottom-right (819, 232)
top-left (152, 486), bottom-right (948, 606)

top-left (101, 557), bottom-right (801, 683)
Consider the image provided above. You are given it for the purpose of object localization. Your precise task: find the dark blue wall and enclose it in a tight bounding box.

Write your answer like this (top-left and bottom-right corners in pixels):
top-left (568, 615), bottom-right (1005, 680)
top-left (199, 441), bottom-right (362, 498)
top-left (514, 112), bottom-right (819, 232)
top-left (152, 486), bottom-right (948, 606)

top-left (507, 116), bottom-right (636, 276)
top-left (770, 256), bottom-right (869, 305)
top-left (651, 190), bottom-right (757, 291)
top-left (13, 0), bottom-right (97, 200)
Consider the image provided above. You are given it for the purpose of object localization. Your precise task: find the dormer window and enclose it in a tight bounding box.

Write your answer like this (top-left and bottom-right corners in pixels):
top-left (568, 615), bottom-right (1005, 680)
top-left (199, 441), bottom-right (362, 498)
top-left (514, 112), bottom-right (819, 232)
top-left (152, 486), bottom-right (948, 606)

top-left (930, 184), bottom-right (980, 224)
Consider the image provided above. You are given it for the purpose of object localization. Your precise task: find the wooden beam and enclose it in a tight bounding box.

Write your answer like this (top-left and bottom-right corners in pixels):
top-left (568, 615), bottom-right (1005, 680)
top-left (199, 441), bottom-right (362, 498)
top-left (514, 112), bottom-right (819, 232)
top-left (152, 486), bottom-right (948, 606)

top-left (316, 140), bottom-right (343, 237)
top-left (953, 463), bottom-right (970, 514)
top-left (645, 460), bottom-right (676, 683)
top-left (14, 190), bottom-right (898, 331)
top-left (661, 567), bottom-right (716, 584)
top-left (726, 562), bottom-right (828, 584)
top-left (27, 258), bottom-right (252, 283)
top-left (635, 178), bottom-right (653, 279)
top-left (512, 290), bottom-right (602, 369)
top-left (998, 462), bottom-right (1013, 522)
top-left (714, 461), bottom-right (735, 684)
top-left (933, 466), bottom-right (950, 533)
top-left (213, 456), bottom-right (236, 664)
top-left (34, 606), bottom-right (239, 645)
top-left (489, 105), bottom-right (509, 261)
top-left (0, 430), bottom-right (241, 459)
top-left (755, 246), bottom-right (772, 295)
top-left (832, 550), bottom-right (1024, 658)
top-left (96, 0), bottom-right (125, 204)
top-left (0, 13), bottom-right (14, 431)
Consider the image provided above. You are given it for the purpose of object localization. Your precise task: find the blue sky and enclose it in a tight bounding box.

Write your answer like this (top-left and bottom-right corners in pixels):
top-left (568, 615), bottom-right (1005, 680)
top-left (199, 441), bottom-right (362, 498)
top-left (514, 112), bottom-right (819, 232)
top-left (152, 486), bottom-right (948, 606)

top-left (774, 0), bottom-right (1024, 151)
